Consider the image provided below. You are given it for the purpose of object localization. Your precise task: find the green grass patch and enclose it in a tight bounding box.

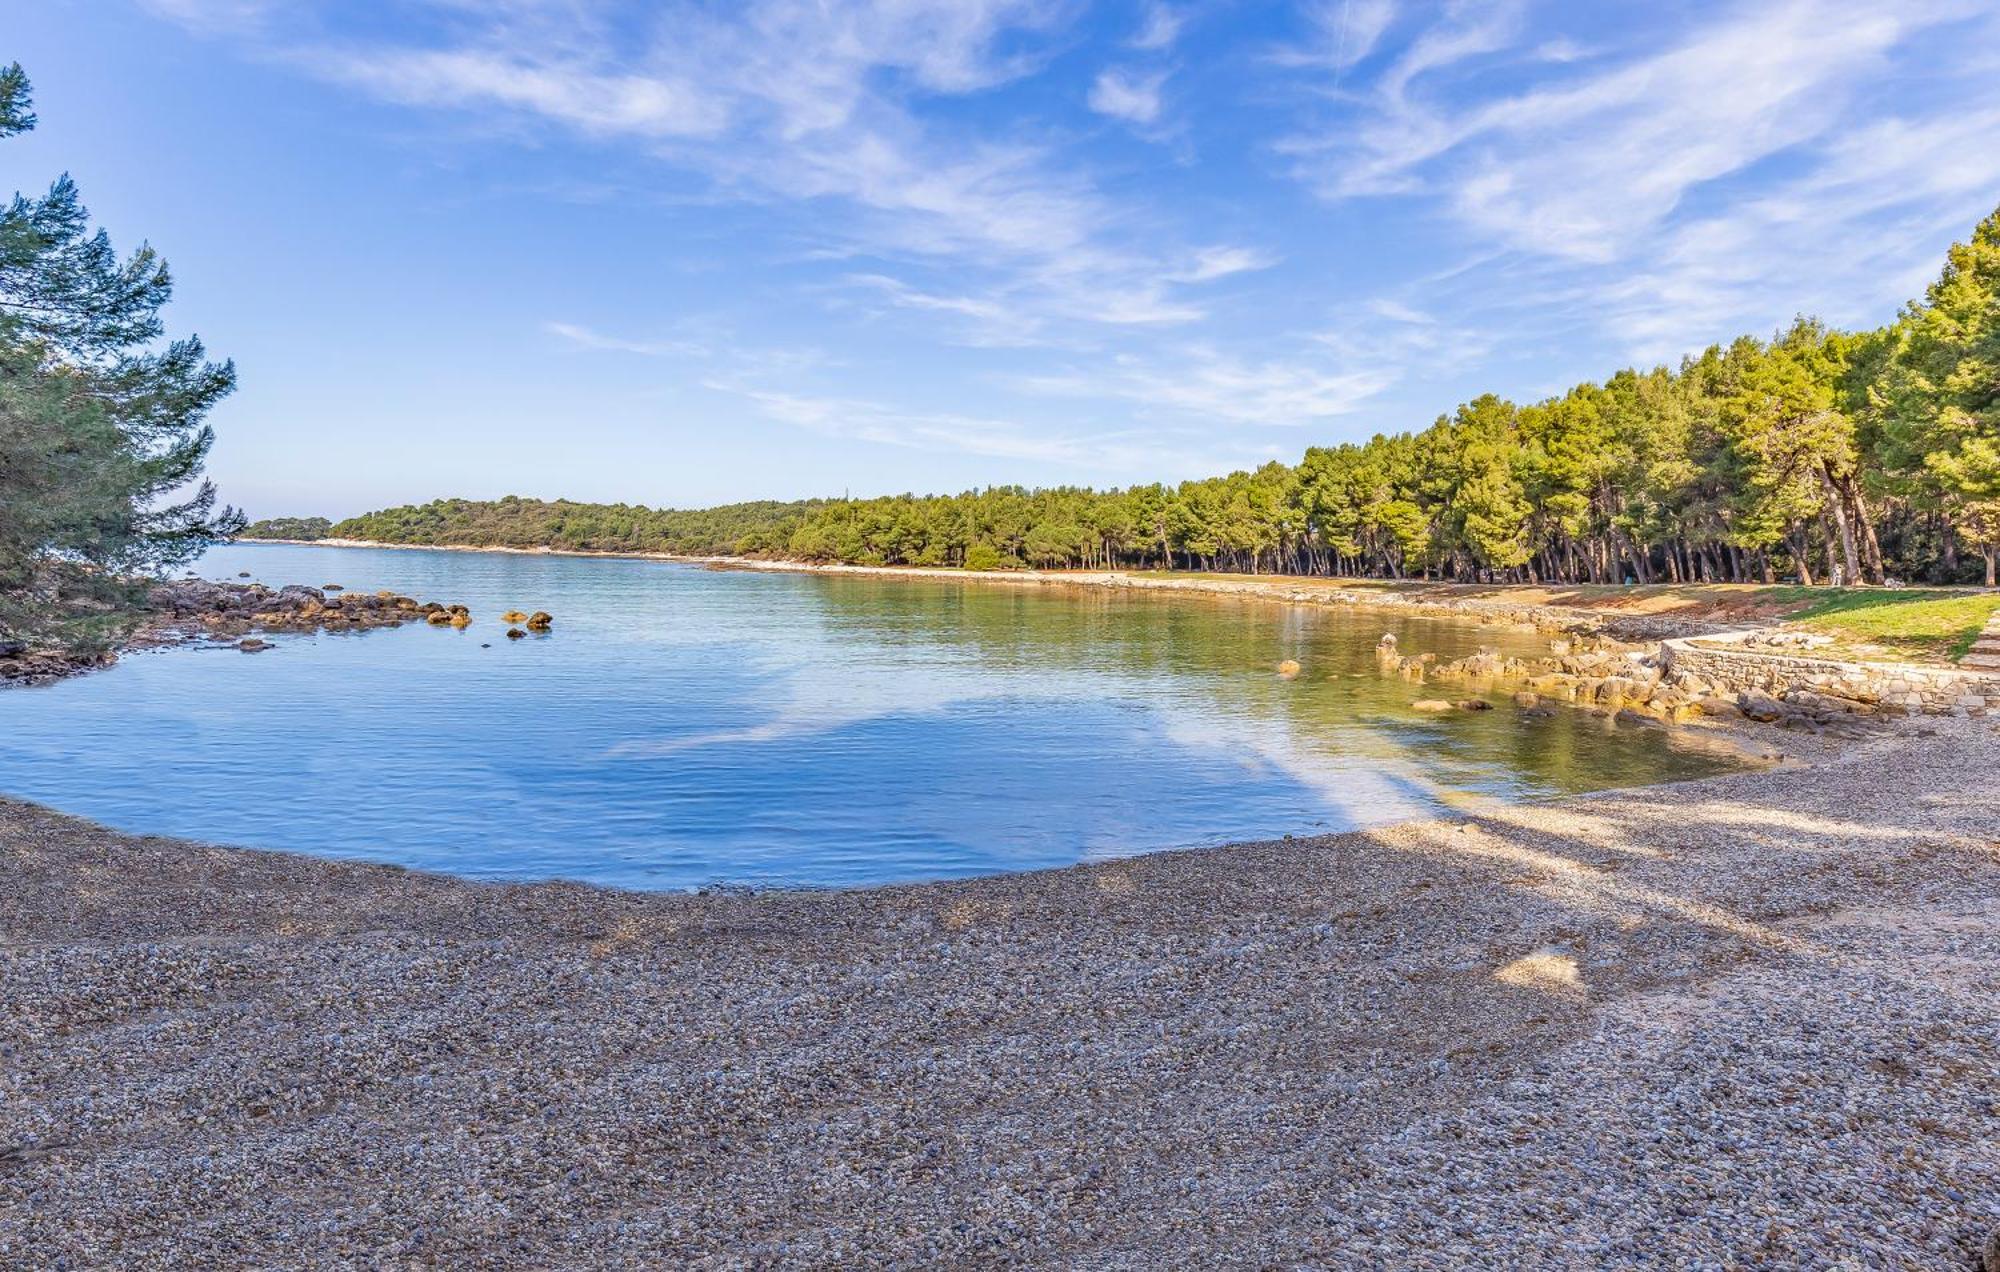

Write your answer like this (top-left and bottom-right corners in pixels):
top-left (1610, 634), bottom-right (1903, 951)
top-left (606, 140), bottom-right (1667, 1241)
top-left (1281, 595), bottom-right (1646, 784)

top-left (1781, 589), bottom-right (2000, 661)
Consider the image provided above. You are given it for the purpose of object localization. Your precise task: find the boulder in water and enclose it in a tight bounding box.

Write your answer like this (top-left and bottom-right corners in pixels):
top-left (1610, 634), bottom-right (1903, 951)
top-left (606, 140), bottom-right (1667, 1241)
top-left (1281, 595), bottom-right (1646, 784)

top-left (1456, 699), bottom-right (1493, 712)
top-left (501, 610), bottom-right (528, 624)
top-left (525, 611), bottom-right (553, 631)
top-left (1412, 699), bottom-right (1455, 713)
top-left (237, 638), bottom-right (271, 653)
top-left (1276, 659), bottom-right (1302, 679)
top-left (506, 627), bottom-right (527, 640)
top-left (449, 612), bottom-right (472, 628)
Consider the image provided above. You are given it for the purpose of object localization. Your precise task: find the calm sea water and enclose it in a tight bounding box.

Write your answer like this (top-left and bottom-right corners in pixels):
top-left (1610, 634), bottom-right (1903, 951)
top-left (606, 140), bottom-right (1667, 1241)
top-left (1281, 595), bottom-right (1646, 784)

top-left (0, 543), bottom-right (1748, 889)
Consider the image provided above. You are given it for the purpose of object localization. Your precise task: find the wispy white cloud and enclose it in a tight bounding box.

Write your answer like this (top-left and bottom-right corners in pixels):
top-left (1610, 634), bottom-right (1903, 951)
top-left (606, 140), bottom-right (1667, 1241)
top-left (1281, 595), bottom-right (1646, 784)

top-left (545, 321), bottom-right (708, 358)
top-left (1165, 245), bottom-right (1279, 284)
top-left (1088, 67), bottom-right (1167, 124)
top-left (1020, 347), bottom-right (1399, 427)
top-left (1586, 101), bottom-right (2000, 360)
top-left (843, 273), bottom-right (1046, 347)
top-left (1279, 0), bottom-right (2000, 368)
top-left (136, 0), bottom-right (273, 33)
top-left (706, 378), bottom-right (1250, 474)
top-left (191, 0), bottom-right (1281, 360)
top-left (314, 47), bottom-right (728, 138)
top-left (1273, 0), bottom-right (1399, 71)
top-left (1129, 3), bottom-right (1186, 52)
top-left (1292, 1), bottom-right (1982, 249)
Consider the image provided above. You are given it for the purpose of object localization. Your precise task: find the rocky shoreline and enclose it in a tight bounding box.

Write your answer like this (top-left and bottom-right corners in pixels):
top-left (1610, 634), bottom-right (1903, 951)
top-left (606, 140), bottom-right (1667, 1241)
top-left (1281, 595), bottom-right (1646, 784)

top-left (1, 718), bottom-right (1993, 1265)
top-left (0, 578), bottom-right (478, 688)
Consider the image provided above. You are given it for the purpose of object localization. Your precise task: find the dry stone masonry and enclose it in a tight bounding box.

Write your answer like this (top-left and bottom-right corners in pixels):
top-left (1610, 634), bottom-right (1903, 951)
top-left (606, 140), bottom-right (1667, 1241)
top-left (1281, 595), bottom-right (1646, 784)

top-left (1662, 632), bottom-right (2000, 719)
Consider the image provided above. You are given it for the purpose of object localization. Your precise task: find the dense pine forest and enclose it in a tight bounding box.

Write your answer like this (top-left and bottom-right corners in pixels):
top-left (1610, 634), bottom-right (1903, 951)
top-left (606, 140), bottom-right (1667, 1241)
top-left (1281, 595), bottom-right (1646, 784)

top-left (256, 205), bottom-right (2000, 587)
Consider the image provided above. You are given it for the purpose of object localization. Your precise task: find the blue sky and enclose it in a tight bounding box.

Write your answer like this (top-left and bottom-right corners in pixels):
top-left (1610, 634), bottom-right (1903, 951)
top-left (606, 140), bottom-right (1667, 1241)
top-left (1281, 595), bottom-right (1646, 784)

top-left (9, 1), bottom-right (2000, 518)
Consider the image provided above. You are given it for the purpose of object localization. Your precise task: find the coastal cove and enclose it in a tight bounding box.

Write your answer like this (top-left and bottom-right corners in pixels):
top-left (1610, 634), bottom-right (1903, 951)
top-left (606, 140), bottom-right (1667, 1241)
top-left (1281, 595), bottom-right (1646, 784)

top-left (0, 541), bottom-right (1761, 891)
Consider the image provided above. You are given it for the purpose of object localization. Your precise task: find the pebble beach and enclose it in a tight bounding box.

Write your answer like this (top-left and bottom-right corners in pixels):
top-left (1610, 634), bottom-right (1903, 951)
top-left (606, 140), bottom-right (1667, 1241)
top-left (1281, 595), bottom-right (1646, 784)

top-left (2, 720), bottom-right (1995, 1268)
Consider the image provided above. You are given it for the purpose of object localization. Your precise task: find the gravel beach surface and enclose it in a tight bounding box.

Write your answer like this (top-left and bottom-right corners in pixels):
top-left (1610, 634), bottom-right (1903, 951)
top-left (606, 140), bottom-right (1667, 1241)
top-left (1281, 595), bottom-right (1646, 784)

top-left (2, 722), bottom-right (1995, 1268)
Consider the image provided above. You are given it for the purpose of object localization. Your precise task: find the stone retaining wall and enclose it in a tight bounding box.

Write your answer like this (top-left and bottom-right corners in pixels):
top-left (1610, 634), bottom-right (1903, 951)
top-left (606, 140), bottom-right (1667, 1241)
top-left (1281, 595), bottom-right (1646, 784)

top-left (1663, 634), bottom-right (2000, 717)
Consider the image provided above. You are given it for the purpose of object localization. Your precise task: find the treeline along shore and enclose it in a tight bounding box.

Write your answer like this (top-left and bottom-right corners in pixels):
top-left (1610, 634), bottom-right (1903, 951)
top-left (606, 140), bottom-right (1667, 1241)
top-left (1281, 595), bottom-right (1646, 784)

top-left (247, 206), bottom-right (2000, 588)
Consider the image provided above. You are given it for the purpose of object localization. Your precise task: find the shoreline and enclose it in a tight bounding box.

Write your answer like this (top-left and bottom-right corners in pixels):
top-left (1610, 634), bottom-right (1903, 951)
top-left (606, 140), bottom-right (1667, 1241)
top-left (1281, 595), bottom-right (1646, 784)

top-left (3, 718), bottom-right (1993, 1264)
top-left (241, 536), bottom-right (1783, 640)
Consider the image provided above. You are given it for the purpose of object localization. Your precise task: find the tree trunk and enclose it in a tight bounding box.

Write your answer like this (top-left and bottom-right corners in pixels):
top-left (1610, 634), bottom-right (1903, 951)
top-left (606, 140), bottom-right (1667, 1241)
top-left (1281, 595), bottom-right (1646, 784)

top-left (1839, 474), bottom-right (1885, 584)
top-left (1819, 510), bottom-right (1845, 586)
top-left (1786, 529), bottom-right (1815, 586)
top-left (1623, 530), bottom-right (1654, 583)
top-left (1818, 464), bottom-right (1862, 585)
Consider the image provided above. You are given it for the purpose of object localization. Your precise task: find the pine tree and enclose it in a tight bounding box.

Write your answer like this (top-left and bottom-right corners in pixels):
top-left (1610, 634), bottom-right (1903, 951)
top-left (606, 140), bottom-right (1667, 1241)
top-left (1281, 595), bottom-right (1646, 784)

top-left (1886, 205), bottom-right (2000, 584)
top-left (0, 64), bottom-right (242, 649)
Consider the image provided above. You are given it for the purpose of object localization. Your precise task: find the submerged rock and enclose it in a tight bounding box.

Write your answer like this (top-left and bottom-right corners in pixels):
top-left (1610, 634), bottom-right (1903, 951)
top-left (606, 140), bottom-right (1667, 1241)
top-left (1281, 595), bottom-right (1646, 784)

top-left (501, 610), bottom-right (529, 624)
top-left (1412, 699), bottom-right (1455, 713)
top-left (506, 628), bottom-right (527, 640)
top-left (1456, 699), bottom-right (1493, 712)
top-left (1277, 659), bottom-right (1302, 679)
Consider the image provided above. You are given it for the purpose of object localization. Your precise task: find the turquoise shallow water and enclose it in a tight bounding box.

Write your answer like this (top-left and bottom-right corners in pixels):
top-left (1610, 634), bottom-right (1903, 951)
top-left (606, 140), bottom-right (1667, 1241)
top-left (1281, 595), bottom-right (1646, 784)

top-left (0, 543), bottom-right (1748, 889)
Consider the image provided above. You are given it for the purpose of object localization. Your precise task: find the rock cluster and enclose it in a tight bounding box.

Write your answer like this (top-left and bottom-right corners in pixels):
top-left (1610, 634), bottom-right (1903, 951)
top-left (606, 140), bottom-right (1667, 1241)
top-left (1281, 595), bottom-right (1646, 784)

top-left (2, 580), bottom-right (468, 685)
top-left (2, 582), bottom-right (551, 689)
top-left (1388, 634), bottom-right (1904, 732)
top-left (145, 579), bottom-right (456, 642)
top-left (1452, 647), bottom-right (1719, 723)
top-left (423, 603), bottom-right (473, 628)
top-left (0, 646), bottom-right (114, 687)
